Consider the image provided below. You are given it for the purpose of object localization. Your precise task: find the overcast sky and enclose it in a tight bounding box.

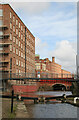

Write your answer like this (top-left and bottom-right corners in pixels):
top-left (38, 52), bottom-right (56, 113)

top-left (1, 1), bottom-right (77, 73)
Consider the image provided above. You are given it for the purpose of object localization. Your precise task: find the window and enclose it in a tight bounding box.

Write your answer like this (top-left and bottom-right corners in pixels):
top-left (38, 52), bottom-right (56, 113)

top-left (21, 44), bottom-right (22, 49)
top-left (13, 26), bottom-right (15, 32)
top-left (19, 61), bottom-right (20, 66)
top-left (21, 34), bottom-right (23, 40)
top-left (19, 31), bottom-right (20, 37)
top-left (13, 16), bottom-right (15, 22)
top-left (21, 25), bottom-right (23, 31)
top-left (10, 12), bottom-right (12, 18)
top-left (21, 52), bottom-right (23, 58)
top-left (16, 69), bottom-right (18, 74)
top-left (19, 51), bottom-right (20, 56)
top-left (13, 47), bottom-right (15, 53)
top-left (0, 31), bottom-right (3, 35)
top-left (16, 38), bottom-right (18, 45)
top-left (0, 9), bottom-right (3, 16)
top-left (10, 45), bottom-right (12, 51)
top-left (19, 22), bottom-right (20, 28)
top-left (10, 33), bottom-right (12, 40)
top-left (13, 36), bottom-right (15, 42)
top-left (0, 20), bottom-right (3, 25)
top-left (19, 41), bottom-right (20, 47)
top-left (10, 23), bottom-right (12, 29)
top-left (0, 47), bottom-right (3, 50)
top-left (16, 59), bottom-right (18, 65)
top-left (16, 49), bottom-right (18, 55)
top-left (16, 19), bottom-right (18, 25)
top-left (23, 37), bottom-right (25, 42)
top-left (21, 62), bottom-right (23, 67)
top-left (16, 29), bottom-right (18, 34)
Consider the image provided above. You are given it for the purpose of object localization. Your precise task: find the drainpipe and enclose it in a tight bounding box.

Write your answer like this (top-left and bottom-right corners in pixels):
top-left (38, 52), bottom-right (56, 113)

top-left (25, 27), bottom-right (26, 76)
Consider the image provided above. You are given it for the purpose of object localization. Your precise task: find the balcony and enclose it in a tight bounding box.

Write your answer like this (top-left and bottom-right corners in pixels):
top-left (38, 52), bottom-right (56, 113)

top-left (0, 25), bottom-right (8, 30)
top-left (0, 67), bottom-right (9, 71)
top-left (0, 60), bottom-right (9, 64)
top-left (0, 50), bottom-right (9, 55)
top-left (0, 43), bottom-right (12, 47)
top-left (0, 34), bottom-right (9, 39)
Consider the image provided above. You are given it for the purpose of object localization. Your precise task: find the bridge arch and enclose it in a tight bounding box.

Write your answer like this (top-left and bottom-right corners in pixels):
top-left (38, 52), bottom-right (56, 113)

top-left (52, 83), bottom-right (66, 91)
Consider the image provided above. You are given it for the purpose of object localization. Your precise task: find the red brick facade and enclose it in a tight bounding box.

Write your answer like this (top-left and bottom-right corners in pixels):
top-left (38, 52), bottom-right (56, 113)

top-left (0, 4), bottom-right (35, 76)
top-left (35, 55), bottom-right (71, 78)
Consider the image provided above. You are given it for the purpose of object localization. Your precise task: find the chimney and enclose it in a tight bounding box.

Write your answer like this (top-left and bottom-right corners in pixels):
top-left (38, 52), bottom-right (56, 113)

top-left (52, 57), bottom-right (55, 63)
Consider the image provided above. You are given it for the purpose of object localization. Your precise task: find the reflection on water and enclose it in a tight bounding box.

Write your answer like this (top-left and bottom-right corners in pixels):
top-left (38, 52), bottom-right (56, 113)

top-left (25, 91), bottom-right (77, 118)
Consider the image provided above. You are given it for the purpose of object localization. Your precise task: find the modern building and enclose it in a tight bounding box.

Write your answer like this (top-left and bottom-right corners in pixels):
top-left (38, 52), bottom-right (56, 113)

top-left (35, 55), bottom-right (71, 78)
top-left (0, 4), bottom-right (35, 78)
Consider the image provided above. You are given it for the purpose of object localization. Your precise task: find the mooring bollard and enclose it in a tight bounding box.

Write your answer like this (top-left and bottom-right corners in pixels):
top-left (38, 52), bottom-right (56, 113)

top-left (11, 90), bottom-right (14, 113)
top-left (74, 97), bottom-right (79, 103)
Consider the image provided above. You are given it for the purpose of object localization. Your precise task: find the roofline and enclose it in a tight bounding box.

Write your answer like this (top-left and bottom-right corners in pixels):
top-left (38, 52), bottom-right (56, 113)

top-left (2, 3), bottom-right (35, 38)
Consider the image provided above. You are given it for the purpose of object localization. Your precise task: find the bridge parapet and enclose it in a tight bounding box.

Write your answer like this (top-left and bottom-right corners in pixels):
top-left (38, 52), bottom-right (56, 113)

top-left (0, 73), bottom-right (75, 80)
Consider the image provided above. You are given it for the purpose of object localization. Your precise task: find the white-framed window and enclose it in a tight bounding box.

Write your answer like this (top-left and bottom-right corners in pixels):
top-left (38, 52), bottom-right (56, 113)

top-left (0, 31), bottom-right (3, 35)
top-left (21, 34), bottom-right (23, 40)
top-left (21, 52), bottom-right (23, 58)
top-left (16, 49), bottom-right (18, 55)
top-left (16, 59), bottom-right (18, 65)
top-left (16, 29), bottom-right (18, 34)
top-left (10, 33), bottom-right (12, 40)
top-left (10, 11), bottom-right (12, 18)
top-left (23, 54), bottom-right (25, 59)
top-left (13, 15), bottom-right (15, 22)
top-left (13, 36), bottom-right (15, 42)
top-left (21, 44), bottom-right (22, 49)
top-left (19, 51), bottom-right (20, 56)
top-left (19, 31), bottom-right (20, 37)
top-left (16, 19), bottom-right (18, 25)
top-left (21, 25), bottom-right (23, 31)
top-left (16, 38), bottom-right (18, 45)
top-left (10, 45), bottom-right (12, 51)
top-left (19, 61), bottom-right (20, 66)
top-left (10, 23), bottom-right (12, 29)
top-left (13, 47), bottom-right (15, 53)
top-left (19, 22), bottom-right (20, 28)
top-left (21, 62), bottom-right (23, 67)
top-left (19, 41), bottom-right (20, 47)
top-left (0, 20), bottom-right (3, 25)
top-left (13, 26), bottom-right (15, 32)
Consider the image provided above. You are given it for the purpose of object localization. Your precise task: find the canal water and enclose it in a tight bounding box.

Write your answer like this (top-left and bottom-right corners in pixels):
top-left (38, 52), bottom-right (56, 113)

top-left (25, 91), bottom-right (78, 118)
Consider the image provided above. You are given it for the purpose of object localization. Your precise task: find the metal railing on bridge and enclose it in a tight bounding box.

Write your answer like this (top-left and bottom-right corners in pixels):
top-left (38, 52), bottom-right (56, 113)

top-left (0, 72), bottom-right (75, 80)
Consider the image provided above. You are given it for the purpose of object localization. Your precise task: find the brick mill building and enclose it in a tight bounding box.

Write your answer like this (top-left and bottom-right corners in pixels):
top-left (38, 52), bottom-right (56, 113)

top-left (0, 4), bottom-right (35, 78)
top-left (35, 55), bottom-right (71, 78)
